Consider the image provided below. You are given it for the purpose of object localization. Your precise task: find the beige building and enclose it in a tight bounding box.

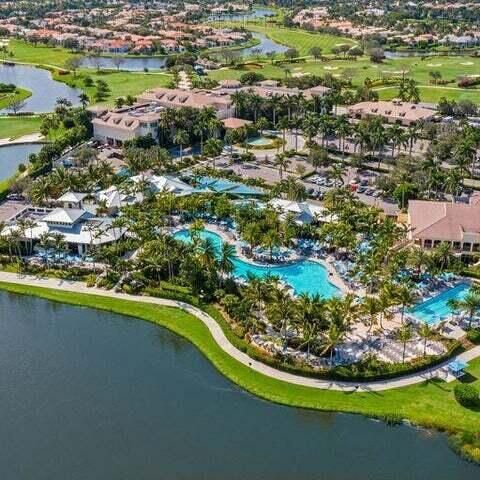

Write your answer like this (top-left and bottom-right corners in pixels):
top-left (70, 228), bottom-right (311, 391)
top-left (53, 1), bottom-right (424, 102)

top-left (348, 100), bottom-right (436, 126)
top-left (137, 88), bottom-right (234, 119)
top-left (407, 197), bottom-right (480, 253)
top-left (90, 104), bottom-right (162, 146)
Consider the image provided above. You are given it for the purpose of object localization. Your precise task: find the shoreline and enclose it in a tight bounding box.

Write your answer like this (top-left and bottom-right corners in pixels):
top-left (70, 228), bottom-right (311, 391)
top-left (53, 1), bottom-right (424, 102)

top-left (0, 274), bottom-right (479, 464)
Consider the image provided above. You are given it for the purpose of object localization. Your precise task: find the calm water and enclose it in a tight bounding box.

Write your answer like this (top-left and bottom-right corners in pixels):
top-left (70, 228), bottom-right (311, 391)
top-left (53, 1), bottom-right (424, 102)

top-left (0, 64), bottom-right (81, 113)
top-left (79, 55), bottom-right (166, 71)
top-left (0, 292), bottom-right (478, 479)
top-left (240, 32), bottom-right (288, 57)
top-left (0, 143), bottom-right (43, 180)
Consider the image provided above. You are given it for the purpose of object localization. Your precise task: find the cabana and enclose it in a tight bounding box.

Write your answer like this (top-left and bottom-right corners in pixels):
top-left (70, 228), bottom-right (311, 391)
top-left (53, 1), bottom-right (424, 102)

top-left (447, 359), bottom-right (469, 378)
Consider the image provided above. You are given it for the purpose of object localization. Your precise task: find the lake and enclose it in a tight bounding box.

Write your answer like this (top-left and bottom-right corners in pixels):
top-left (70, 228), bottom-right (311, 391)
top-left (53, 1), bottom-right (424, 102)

top-left (240, 32), bottom-right (288, 56)
top-left (0, 143), bottom-right (43, 180)
top-left (0, 64), bottom-right (81, 113)
top-left (0, 291), bottom-right (478, 479)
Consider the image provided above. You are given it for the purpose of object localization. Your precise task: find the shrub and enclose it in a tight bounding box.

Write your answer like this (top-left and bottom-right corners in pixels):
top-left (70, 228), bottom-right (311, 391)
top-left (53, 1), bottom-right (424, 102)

top-left (85, 274), bottom-right (97, 287)
top-left (467, 328), bottom-right (480, 345)
top-left (454, 384), bottom-right (479, 408)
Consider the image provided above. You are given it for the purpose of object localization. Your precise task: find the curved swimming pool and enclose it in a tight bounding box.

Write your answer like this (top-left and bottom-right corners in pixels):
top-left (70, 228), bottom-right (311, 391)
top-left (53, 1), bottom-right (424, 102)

top-left (174, 229), bottom-right (340, 297)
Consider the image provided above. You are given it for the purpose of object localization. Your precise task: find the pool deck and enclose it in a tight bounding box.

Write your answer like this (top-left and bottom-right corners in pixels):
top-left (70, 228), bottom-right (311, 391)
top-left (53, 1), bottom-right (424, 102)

top-left (0, 270), bottom-right (478, 391)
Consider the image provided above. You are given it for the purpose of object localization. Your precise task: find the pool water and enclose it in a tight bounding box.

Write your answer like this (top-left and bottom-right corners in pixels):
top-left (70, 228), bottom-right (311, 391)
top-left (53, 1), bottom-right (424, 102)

top-left (409, 283), bottom-right (471, 324)
top-left (247, 136), bottom-right (274, 146)
top-left (174, 229), bottom-right (340, 297)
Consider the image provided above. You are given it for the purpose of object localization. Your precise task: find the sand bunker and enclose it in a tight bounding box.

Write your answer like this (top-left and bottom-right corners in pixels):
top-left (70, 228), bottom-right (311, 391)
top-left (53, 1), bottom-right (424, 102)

top-left (460, 62), bottom-right (474, 66)
top-left (427, 63), bottom-right (442, 67)
top-left (324, 66), bottom-right (339, 70)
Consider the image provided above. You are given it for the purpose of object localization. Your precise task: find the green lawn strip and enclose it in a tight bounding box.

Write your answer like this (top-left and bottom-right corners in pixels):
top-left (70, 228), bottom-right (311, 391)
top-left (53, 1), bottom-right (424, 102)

top-left (51, 69), bottom-right (172, 106)
top-left (0, 280), bottom-right (479, 443)
top-left (232, 24), bottom-right (357, 55)
top-left (376, 85), bottom-right (480, 104)
top-left (0, 116), bottom-right (42, 140)
top-left (0, 87), bottom-right (32, 110)
top-left (6, 39), bottom-right (80, 68)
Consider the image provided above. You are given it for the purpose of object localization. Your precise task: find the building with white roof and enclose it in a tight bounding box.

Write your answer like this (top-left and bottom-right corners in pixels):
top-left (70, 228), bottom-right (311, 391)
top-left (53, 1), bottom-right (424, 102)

top-left (269, 199), bottom-right (332, 224)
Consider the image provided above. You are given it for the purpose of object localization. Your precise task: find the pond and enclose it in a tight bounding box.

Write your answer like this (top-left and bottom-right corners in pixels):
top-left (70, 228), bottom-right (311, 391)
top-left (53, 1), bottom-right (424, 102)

top-left (0, 143), bottom-right (43, 180)
top-left (0, 291), bottom-right (478, 479)
top-left (240, 32), bottom-right (288, 57)
top-left (79, 55), bottom-right (166, 72)
top-left (0, 64), bottom-right (81, 113)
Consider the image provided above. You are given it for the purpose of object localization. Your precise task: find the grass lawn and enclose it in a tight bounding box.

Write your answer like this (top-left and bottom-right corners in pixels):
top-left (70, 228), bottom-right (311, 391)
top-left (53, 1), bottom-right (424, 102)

top-left (7, 39), bottom-right (80, 68)
top-left (209, 54), bottom-right (480, 104)
top-left (52, 69), bottom-right (172, 106)
top-left (0, 87), bottom-right (32, 110)
top-left (0, 116), bottom-right (42, 140)
top-left (0, 280), bottom-right (479, 461)
top-left (233, 24), bottom-right (357, 55)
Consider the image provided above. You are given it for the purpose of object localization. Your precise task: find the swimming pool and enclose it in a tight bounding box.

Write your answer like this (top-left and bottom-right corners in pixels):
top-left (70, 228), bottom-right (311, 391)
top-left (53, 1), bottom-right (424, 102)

top-left (409, 282), bottom-right (471, 324)
top-left (173, 229), bottom-right (340, 298)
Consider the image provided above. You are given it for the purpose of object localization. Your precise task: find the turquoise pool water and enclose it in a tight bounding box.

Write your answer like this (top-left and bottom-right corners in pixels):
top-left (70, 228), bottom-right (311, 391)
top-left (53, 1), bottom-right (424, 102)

top-left (174, 229), bottom-right (340, 298)
top-left (409, 283), bottom-right (471, 324)
top-left (247, 136), bottom-right (273, 146)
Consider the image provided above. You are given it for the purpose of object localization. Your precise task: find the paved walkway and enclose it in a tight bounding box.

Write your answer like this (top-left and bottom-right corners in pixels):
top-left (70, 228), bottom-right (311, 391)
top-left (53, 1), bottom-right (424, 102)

top-left (0, 133), bottom-right (45, 146)
top-left (0, 271), bottom-right (478, 392)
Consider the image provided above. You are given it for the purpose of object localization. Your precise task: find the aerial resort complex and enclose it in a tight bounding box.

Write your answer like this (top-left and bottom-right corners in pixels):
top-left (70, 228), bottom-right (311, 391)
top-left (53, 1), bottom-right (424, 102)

top-left (1, 0), bottom-right (480, 477)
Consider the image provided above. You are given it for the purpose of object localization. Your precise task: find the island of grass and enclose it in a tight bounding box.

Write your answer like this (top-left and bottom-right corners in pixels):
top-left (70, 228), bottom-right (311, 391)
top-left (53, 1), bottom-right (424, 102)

top-left (0, 280), bottom-right (478, 464)
top-left (0, 84), bottom-right (32, 110)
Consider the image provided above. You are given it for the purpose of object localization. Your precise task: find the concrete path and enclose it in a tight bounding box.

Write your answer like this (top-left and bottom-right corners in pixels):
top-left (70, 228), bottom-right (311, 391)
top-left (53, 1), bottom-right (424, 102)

top-left (0, 133), bottom-right (45, 146)
top-left (0, 271), bottom-right (478, 392)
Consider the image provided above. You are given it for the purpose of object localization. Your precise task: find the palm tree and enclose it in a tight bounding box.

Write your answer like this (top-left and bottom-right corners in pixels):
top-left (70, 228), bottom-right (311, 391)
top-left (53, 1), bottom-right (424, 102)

top-left (455, 291), bottom-right (480, 329)
top-left (203, 138), bottom-right (223, 169)
top-left (277, 116), bottom-right (289, 152)
top-left (266, 286), bottom-right (296, 351)
top-left (395, 283), bottom-right (415, 324)
top-left (395, 324), bottom-right (413, 363)
top-left (273, 153), bottom-right (290, 181)
top-left (361, 296), bottom-right (380, 332)
top-left (262, 229), bottom-right (281, 261)
top-left (321, 322), bottom-right (346, 366)
top-left (217, 243), bottom-right (235, 285)
top-left (335, 115), bottom-right (351, 157)
top-left (268, 94), bottom-right (282, 127)
top-left (418, 323), bottom-right (435, 357)
top-left (173, 129), bottom-right (189, 162)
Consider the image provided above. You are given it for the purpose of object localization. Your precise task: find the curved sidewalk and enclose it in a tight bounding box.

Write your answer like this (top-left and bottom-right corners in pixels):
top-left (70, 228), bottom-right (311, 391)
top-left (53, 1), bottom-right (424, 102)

top-left (0, 271), bottom-right (478, 392)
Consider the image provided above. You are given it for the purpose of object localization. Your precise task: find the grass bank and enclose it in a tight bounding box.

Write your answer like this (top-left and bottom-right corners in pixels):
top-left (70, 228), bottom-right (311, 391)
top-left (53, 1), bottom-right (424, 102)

top-left (0, 280), bottom-right (479, 463)
top-left (0, 116), bottom-right (42, 140)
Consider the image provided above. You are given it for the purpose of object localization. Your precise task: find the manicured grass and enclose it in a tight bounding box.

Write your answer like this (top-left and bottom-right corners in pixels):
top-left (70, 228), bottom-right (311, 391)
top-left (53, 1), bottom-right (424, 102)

top-left (0, 279), bottom-right (479, 453)
top-left (0, 116), bottom-right (42, 140)
top-left (0, 87), bottom-right (32, 110)
top-left (235, 24), bottom-right (357, 55)
top-left (52, 69), bottom-right (172, 106)
top-left (209, 54), bottom-right (480, 103)
top-left (7, 39), bottom-right (80, 68)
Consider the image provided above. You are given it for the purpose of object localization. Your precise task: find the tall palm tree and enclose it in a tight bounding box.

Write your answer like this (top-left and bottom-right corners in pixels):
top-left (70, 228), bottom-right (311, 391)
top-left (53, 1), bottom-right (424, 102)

top-left (418, 323), bottom-right (435, 357)
top-left (321, 322), bottom-right (346, 366)
top-left (395, 324), bottom-right (413, 363)
top-left (217, 243), bottom-right (236, 285)
top-left (266, 286), bottom-right (296, 351)
top-left (395, 283), bottom-right (415, 324)
top-left (273, 153), bottom-right (291, 181)
top-left (268, 94), bottom-right (282, 127)
top-left (361, 296), bottom-right (380, 332)
top-left (173, 129), bottom-right (189, 162)
top-left (455, 291), bottom-right (480, 329)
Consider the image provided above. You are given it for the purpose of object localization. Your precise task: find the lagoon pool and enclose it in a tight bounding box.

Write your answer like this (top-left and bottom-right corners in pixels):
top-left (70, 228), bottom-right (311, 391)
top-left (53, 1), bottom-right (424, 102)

top-left (174, 229), bottom-right (340, 298)
top-left (409, 283), bottom-right (471, 324)
top-left (247, 136), bottom-right (273, 146)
